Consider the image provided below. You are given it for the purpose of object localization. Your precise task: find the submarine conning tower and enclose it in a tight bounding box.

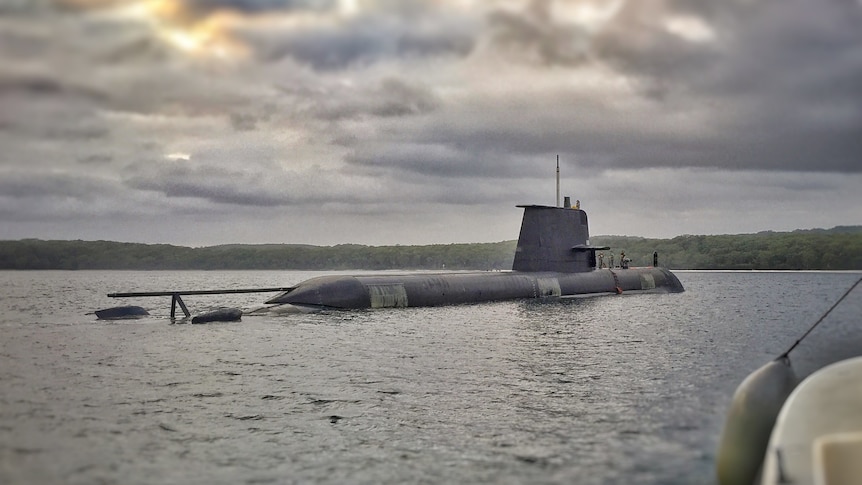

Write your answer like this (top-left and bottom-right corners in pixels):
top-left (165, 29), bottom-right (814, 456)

top-left (512, 205), bottom-right (607, 273)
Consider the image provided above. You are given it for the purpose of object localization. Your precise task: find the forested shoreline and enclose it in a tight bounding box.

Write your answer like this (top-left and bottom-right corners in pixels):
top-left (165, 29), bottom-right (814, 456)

top-left (1, 226), bottom-right (860, 271)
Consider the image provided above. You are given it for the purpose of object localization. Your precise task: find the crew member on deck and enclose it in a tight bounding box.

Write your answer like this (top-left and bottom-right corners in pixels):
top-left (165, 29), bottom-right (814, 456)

top-left (597, 252), bottom-right (604, 268)
top-left (574, 199), bottom-right (580, 210)
top-left (620, 251), bottom-right (629, 269)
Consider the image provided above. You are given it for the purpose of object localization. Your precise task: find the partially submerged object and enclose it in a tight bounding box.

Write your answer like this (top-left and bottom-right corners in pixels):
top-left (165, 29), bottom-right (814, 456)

top-left (105, 288), bottom-right (292, 319)
top-left (266, 203), bottom-right (684, 311)
top-left (191, 307), bottom-right (242, 324)
top-left (94, 305), bottom-right (149, 320)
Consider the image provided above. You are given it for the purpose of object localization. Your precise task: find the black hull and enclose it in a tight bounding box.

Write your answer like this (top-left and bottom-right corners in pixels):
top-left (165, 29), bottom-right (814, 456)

top-left (191, 307), bottom-right (243, 324)
top-left (95, 305), bottom-right (149, 319)
top-left (267, 267), bottom-right (684, 310)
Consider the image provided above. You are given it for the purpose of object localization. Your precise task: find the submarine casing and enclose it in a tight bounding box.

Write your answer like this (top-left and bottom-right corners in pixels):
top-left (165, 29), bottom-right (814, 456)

top-left (266, 267), bottom-right (683, 309)
top-left (266, 205), bottom-right (684, 310)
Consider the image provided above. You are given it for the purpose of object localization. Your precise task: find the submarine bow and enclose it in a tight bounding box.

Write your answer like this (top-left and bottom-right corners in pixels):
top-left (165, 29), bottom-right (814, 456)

top-left (267, 205), bottom-right (684, 310)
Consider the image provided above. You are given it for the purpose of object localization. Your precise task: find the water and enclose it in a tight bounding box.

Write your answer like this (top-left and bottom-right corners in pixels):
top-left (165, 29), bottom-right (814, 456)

top-left (1, 270), bottom-right (860, 485)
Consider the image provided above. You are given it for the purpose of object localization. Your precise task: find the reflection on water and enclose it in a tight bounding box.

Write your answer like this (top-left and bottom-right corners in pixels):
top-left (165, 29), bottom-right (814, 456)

top-left (0, 270), bottom-right (860, 484)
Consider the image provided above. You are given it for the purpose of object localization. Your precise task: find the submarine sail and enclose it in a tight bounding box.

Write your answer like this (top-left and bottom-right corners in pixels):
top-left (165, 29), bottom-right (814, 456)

top-left (266, 204), bottom-right (684, 310)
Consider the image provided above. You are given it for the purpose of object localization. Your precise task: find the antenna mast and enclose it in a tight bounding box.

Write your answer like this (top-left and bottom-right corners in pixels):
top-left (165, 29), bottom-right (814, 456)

top-left (556, 155), bottom-right (560, 207)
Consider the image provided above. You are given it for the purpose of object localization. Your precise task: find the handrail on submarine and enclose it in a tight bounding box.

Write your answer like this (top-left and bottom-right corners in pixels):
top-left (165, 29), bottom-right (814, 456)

top-left (107, 287), bottom-right (295, 318)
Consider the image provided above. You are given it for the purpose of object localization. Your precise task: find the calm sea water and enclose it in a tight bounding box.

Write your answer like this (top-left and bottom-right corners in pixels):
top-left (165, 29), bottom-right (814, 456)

top-left (1, 270), bottom-right (860, 485)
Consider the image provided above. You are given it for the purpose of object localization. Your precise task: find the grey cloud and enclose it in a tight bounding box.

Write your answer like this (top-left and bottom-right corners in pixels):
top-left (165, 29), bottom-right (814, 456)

top-left (0, 171), bottom-right (115, 200)
top-left (96, 35), bottom-right (176, 65)
top-left (698, 1), bottom-right (862, 96)
top-left (310, 77), bottom-right (440, 120)
top-left (243, 14), bottom-right (475, 69)
top-left (593, 24), bottom-right (717, 87)
top-left (0, 92), bottom-right (111, 157)
top-left (180, 0), bottom-right (335, 18)
top-left (346, 142), bottom-right (481, 177)
top-left (5, 0), bottom-right (69, 15)
top-left (121, 154), bottom-right (368, 208)
top-left (121, 153), bottom-right (519, 210)
top-left (265, 28), bottom-right (382, 69)
top-left (368, 78), bottom-right (440, 117)
top-left (78, 154), bottom-right (113, 165)
top-left (485, 0), bottom-right (590, 66)
top-left (128, 177), bottom-right (287, 207)
top-left (0, 168), bottom-right (201, 224)
top-left (696, 1), bottom-right (862, 172)
top-left (344, 140), bottom-right (546, 181)
top-left (578, 1), bottom-right (862, 173)
top-left (395, 29), bottom-right (473, 59)
top-left (0, 70), bottom-right (108, 102)
top-left (391, 0), bottom-right (862, 174)
top-left (124, 163), bottom-right (287, 206)
top-left (229, 112), bottom-right (259, 131)
top-left (350, 83), bottom-right (860, 177)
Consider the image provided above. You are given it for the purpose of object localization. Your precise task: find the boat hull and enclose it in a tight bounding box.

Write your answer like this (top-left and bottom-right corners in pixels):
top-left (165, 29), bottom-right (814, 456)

top-left (759, 356), bottom-right (862, 485)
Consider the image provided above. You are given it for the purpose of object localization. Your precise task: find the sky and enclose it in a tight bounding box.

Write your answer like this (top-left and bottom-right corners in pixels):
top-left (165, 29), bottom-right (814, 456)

top-left (1, 0), bottom-right (860, 247)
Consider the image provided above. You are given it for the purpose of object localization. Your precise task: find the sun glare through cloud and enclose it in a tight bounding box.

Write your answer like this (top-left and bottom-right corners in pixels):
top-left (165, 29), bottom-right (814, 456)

top-left (553, 0), bottom-right (623, 31)
top-left (83, 0), bottom-right (250, 59)
top-left (664, 14), bottom-right (716, 43)
top-left (165, 152), bottom-right (191, 161)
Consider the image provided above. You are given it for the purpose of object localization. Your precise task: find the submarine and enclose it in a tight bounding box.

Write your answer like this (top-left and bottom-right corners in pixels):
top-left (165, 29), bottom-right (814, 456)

top-left (266, 198), bottom-right (684, 311)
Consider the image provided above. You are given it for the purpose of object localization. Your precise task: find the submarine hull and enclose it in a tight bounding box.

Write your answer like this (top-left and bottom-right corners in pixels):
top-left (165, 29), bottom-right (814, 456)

top-left (266, 267), bottom-right (684, 310)
top-left (267, 204), bottom-right (685, 310)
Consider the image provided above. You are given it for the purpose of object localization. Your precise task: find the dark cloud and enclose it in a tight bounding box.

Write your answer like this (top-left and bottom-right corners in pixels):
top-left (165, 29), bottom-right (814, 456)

top-left (485, 0), bottom-right (590, 66)
top-left (124, 162), bottom-right (286, 206)
top-left (575, 0), bottom-right (862, 173)
top-left (243, 13), bottom-right (475, 69)
top-left (345, 143), bottom-right (493, 178)
top-left (78, 154), bottom-right (113, 165)
top-left (229, 112), bottom-right (259, 131)
top-left (0, 70), bottom-right (107, 102)
top-left (182, 0), bottom-right (334, 15)
top-left (396, 28), bottom-right (474, 59)
top-left (261, 26), bottom-right (387, 69)
top-left (0, 171), bottom-right (114, 200)
top-left (0, 171), bottom-right (132, 223)
top-left (120, 153), bottom-right (376, 208)
top-left (368, 78), bottom-right (440, 117)
top-left (594, 21), bottom-right (717, 86)
top-left (127, 175), bottom-right (286, 207)
top-left (307, 77), bottom-right (440, 121)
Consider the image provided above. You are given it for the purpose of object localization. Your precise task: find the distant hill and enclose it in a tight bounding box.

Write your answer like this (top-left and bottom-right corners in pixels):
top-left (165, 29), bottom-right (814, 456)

top-left (789, 225), bottom-right (862, 234)
top-left (591, 226), bottom-right (862, 270)
top-left (0, 226), bottom-right (859, 270)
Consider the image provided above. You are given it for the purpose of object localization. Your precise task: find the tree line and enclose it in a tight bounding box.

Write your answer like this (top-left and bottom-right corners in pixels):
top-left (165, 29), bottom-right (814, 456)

top-left (591, 227), bottom-right (862, 270)
top-left (0, 226), bottom-right (859, 271)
